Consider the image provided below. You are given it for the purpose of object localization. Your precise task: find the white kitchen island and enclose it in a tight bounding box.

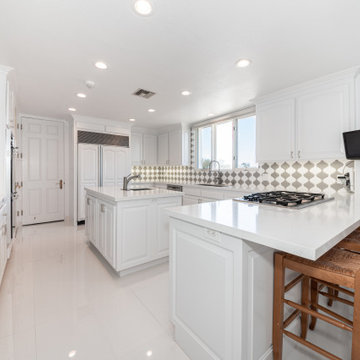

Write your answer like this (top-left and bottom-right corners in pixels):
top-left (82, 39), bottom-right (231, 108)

top-left (85, 186), bottom-right (182, 276)
top-left (167, 194), bottom-right (360, 360)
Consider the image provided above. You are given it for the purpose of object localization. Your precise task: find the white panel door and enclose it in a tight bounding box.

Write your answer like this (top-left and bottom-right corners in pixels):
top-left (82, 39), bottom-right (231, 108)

top-left (77, 144), bottom-right (99, 221)
top-left (22, 118), bottom-right (65, 225)
top-left (256, 99), bottom-right (295, 162)
top-left (131, 133), bottom-right (143, 166)
top-left (102, 146), bottom-right (131, 187)
top-left (158, 132), bottom-right (169, 165)
top-left (296, 83), bottom-right (351, 159)
top-left (143, 134), bottom-right (157, 165)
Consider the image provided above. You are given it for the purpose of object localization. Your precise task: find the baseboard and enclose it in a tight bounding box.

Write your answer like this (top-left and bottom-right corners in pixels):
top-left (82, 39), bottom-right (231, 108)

top-left (118, 257), bottom-right (169, 277)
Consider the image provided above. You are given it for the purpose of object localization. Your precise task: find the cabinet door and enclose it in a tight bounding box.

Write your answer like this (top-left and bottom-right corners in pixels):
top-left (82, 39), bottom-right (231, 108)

top-left (85, 196), bottom-right (97, 247)
top-left (158, 133), bottom-right (169, 165)
top-left (169, 130), bottom-right (182, 165)
top-left (256, 99), bottom-right (295, 162)
top-left (78, 144), bottom-right (99, 221)
top-left (102, 146), bottom-right (131, 187)
top-left (131, 133), bottom-right (143, 166)
top-left (143, 134), bottom-right (157, 165)
top-left (98, 201), bottom-right (116, 267)
top-left (118, 200), bottom-right (154, 269)
top-left (156, 198), bottom-right (182, 258)
top-left (296, 83), bottom-right (351, 159)
top-left (0, 206), bottom-right (7, 284)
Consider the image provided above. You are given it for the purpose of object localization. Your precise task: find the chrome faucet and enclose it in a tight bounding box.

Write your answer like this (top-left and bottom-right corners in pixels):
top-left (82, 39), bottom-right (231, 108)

top-left (208, 160), bottom-right (222, 184)
top-left (123, 174), bottom-right (141, 190)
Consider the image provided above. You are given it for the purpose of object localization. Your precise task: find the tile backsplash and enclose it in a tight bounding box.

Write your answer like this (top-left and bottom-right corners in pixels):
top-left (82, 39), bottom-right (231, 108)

top-left (132, 159), bottom-right (354, 196)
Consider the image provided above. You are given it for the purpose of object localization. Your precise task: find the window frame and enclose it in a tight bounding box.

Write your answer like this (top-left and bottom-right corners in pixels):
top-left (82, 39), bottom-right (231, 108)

top-left (195, 112), bottom-right (257, 171)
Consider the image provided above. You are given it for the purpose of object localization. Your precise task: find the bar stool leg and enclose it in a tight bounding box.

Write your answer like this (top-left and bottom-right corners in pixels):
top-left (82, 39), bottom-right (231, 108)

top-left (309, 279), bottom-right (319, 330)
top-left (352, 271), bottom-right (360, 359)
top-left (301, 276), bottom-right (310, 338)
top-left (273, 253), bottom-right (285, 360)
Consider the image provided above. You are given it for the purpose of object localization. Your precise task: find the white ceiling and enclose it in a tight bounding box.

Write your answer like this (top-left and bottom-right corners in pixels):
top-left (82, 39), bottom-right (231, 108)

top-left (1, 0), bottom-right (360, 128)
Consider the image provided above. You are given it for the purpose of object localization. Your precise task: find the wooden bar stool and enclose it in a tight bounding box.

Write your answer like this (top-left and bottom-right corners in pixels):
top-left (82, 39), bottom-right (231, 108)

top-left (273, 248), bottom-right (360, 360)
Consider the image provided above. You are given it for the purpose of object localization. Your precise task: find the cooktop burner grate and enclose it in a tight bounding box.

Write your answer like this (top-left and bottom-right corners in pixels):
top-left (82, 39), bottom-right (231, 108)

top-left (241, 191), bottom-right (326, 207)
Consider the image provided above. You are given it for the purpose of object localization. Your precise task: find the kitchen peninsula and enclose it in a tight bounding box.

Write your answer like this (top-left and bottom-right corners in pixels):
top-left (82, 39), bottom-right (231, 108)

top-left (168, 194), bottom-right (360, 360)
top-left (85, 186), bottom-right (182, 276)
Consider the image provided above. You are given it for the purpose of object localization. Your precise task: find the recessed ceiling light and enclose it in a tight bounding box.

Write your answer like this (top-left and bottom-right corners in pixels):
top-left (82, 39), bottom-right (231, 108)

top-left (146, 350), bottom-right (153, 357)
top-left (148, 108), bottom-right (156, 113)
top-left (68, 350), bottom-right (77, 358)
top-left (208, 113), bottom-right (214, 117)
top-left (236, 58), bottom-right (252, 68)
top-left (68, 107), bottom-right (76, 112)
top-left (76, 93), bottom-right (87, 98)
top-left (134, 0), bottom-right (153, 15)
top-left (181, 90), bottom-right (191, 96)
top-left (95, 61), bottom-right (108, 70)
top-left (129, 118), bottom-right (136, 122)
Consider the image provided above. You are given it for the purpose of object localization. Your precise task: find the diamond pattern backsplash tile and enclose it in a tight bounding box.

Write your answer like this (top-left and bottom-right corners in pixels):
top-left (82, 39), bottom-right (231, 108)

top-left (132, 159), bottom-right (354, 196)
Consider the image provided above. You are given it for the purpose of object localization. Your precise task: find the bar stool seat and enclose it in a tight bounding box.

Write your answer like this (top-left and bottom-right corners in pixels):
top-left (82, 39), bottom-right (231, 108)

top-left (273, 248), bottom-right (360, 360)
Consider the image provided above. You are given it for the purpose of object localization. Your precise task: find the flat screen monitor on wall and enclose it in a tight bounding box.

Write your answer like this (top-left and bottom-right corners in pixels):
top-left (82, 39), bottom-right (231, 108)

top-left (343, 130), bottom-right (360, 159)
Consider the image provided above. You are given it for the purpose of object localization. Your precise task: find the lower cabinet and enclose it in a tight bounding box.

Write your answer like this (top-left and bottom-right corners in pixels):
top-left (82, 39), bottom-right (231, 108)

top-left (85, 194), bottom-right (182, 275)
top-left (170, 218), bottom-right (275, 360)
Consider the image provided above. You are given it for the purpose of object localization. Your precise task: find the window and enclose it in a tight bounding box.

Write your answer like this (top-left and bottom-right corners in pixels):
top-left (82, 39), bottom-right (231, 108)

top-left (215, 121), bottom-right (233, 169)
top-left (236, 115), bottom-right (256, 168)
top-left (196, 114), bottom-right (256, 169)
top-left (197, 126), bottom-right (212, 169)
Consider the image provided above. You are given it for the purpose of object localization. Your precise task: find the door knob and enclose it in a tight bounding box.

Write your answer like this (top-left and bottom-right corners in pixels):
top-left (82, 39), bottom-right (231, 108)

top-left (56, 179), bottom-right (63, 189)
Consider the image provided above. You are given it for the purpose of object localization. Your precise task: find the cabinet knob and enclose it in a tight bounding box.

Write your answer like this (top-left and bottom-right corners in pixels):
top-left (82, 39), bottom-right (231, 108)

top-left (290, 151), bottom-right (294, 159)
top-left (298, 150), bottom-right (301, 158)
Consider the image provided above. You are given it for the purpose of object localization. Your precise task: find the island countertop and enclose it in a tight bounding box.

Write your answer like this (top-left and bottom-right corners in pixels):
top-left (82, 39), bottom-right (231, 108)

top-left (167, 193), bottom-right (360, 260)
top-left (85, 185), bottom-right (183, 202)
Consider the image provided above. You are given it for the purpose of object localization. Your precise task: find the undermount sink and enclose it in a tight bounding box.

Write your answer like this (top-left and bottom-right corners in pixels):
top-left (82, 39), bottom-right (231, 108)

top-left (128, 188), bottom-right (152, 191)
top-left (198, 183), bottom-right (230, 188)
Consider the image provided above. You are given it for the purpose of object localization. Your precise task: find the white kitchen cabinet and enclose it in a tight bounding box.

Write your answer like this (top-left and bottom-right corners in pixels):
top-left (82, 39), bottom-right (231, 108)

top-left (296, 83), bottom-right (351, 159)
top-left (98, 200), bottom-right (116, 267)
top-left (85, 190), bottom-right (182, 276)
top-left (131, 132), bottom-right (157, 166)
top-left (255, 70), bottom-right (357, 162)
top-left (158, 128), bottom-right (189, 166)
top-left (156, 197), bottom-right (181, 257)
top-left (85, 195), bottom-right (97, 245)
top-left (131, 133), bottom-right (143, 166)
top-left (170, 218), bottom-right (275, 360)
top-left (158, 132), bottom-right (169, 165)
top-left (182, 195), bottom-right (200, 205)
top-left (256, 99), bottom-right (295, 162)
top-left (117, 200), bottom-right (154, 269)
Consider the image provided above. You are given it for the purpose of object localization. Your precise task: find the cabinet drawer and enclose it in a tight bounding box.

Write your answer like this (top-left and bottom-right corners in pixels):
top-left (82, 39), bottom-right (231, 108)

top-left (183, 187), bottom-right (201, 197)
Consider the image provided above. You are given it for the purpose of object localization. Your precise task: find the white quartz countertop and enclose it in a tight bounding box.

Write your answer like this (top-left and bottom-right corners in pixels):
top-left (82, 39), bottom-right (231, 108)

top-left (167, 194), bottom-right (360, 260)
top-left (85, 186), bottom-right (183, 202)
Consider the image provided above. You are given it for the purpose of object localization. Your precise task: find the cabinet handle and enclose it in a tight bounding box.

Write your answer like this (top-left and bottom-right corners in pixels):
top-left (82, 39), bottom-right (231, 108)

top-left (290, 151), bottom-right (294, 159)
top-left (298, 150), bottom-right (301, 158)
top-left (100, 204), bottom-right (105, 213)
top-left (87, 198), bottom-right (90, 205)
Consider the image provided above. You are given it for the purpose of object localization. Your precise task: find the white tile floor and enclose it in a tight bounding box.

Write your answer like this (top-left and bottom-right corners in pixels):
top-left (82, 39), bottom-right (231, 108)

top-left (0, 222), bottom-right (190, 360)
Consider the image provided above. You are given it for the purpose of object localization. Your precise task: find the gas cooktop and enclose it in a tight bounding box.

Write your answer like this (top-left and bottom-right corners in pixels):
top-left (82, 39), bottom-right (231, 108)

top-left (234, 191), bottom-right (334, 209)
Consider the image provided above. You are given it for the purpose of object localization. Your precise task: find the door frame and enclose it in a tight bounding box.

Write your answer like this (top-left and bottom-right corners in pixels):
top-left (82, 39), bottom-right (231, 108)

top-left (20, 114), bottom-right (70, 223)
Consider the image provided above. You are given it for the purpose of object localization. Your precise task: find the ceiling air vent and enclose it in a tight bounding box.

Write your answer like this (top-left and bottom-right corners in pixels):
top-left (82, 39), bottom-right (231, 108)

top-left (133, 88), bottom-right (156, 99)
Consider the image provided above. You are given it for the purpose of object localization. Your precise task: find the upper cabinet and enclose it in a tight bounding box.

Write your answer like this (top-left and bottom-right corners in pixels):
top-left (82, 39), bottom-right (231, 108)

top-left (296, 83), bottom-right (351, 160)
top-left (131, 132), bottom-right (157, 166)
top-left (256, 99), bottom-right (295, 162)
top-left (158, 127), bottom-right (189, 166)
top-left (255, 69), bottom-right (357, 162)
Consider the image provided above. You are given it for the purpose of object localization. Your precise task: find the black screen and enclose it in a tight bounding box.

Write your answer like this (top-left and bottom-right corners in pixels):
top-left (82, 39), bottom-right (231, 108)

top-left (343, 130), bottom-right (360, 159)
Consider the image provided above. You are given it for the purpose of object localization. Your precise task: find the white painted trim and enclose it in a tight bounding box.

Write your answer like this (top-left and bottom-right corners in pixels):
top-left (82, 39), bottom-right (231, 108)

top-left (253, 66), bottom-right (360, 105)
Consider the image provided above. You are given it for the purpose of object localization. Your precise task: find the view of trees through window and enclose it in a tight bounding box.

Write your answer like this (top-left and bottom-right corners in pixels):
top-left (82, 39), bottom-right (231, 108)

top-left (196, 115), bottom-right (256, 169)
